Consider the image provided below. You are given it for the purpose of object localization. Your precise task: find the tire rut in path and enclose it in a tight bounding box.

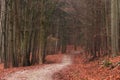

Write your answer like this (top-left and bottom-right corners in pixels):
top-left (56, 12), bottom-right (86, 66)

top-left (2, 55), bottom-right (72, 80)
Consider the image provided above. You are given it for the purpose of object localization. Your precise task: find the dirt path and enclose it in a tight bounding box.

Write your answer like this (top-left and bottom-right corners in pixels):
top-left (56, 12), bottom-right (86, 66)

top-left (2, 55), bottom-right (72, 80)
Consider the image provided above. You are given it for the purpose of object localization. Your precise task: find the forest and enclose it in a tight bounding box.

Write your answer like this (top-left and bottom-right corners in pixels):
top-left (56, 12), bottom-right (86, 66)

top-left (0, 0), bottom-right (120, 80)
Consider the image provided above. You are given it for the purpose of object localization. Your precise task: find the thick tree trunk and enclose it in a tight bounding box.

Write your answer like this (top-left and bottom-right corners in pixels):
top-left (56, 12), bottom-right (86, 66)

top-left (111, 0), bottom-right (119, 55)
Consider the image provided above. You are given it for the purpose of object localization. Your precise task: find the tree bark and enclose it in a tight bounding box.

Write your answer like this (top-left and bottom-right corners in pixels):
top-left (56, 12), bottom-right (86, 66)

top-left (111, 0), bottom-right (119, 55)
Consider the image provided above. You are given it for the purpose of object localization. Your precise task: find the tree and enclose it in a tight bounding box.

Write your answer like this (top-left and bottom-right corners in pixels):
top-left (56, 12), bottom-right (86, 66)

top-left (111, 0), bottom-right (119, 55)
top-left (1, 0), bottom-right (59, 68)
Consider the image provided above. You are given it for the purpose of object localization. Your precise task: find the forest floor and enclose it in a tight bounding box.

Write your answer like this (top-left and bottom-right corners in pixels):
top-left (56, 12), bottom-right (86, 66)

top-left (0, 50), bottom-right (120, 80)
top-left (54, 52), bottom-right (120, 80)
top-left (0, 54), bottom-right (72, 80)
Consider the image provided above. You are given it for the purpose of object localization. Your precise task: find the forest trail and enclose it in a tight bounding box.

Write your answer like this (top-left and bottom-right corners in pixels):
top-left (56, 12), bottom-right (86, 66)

top-left (2, 55), bottom-right (72, 80)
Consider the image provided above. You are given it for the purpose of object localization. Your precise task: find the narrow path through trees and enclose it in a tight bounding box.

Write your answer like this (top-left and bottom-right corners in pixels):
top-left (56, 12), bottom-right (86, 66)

top-left (2, 55), bottom-right (72, 80)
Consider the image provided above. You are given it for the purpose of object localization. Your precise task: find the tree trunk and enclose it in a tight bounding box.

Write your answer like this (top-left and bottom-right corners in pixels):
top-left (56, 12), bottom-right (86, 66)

top-left (111, 0), bottom-right (119, 55)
